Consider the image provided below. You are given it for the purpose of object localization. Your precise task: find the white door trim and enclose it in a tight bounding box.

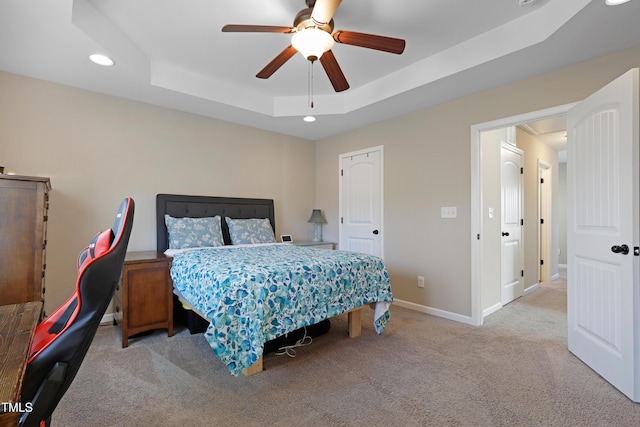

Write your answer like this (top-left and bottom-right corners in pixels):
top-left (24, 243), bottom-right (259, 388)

top-left (470, 103), bottom-right (576, 326)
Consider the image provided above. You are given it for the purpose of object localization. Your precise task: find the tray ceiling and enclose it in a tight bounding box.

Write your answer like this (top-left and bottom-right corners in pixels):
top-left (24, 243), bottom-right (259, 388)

top-left (1, 0), bottom-right (639, 140)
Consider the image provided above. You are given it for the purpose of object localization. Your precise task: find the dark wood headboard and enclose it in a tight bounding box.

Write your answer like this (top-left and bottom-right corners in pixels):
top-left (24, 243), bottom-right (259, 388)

top-left (156, 194), bottom-right (275, 252)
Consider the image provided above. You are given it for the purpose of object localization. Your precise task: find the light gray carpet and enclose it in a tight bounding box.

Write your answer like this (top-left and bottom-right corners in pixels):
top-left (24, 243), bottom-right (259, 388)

top-left (54, 281), bottom-right (640, 426)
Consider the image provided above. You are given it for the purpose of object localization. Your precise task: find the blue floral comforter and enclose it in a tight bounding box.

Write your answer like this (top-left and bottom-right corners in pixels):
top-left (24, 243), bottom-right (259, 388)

top-left (169, 244), bottom-right (393, 375)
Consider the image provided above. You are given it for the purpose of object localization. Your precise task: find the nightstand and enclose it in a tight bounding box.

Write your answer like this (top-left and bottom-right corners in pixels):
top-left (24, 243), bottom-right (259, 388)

top-left (114, 251), bottom-right (173, 348)
top-left (293, 241), bottom-right (335, 250)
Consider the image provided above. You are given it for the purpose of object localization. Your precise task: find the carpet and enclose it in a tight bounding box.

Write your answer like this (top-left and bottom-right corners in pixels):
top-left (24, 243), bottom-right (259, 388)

top-left (54, 281), bottom-right (640, 426)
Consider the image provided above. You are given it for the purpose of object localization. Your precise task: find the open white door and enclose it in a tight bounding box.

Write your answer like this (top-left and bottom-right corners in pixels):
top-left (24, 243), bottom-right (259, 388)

top-left (501, 143), bottom-right (524, 305)
top-left (567, 69), bottom-right (640, 401)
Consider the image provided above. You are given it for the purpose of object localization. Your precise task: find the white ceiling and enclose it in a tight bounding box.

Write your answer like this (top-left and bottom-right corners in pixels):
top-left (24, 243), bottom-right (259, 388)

top-left (519, 116), bottom-right (567, 151)
top-left (1, 0), bottom-right (640, 141)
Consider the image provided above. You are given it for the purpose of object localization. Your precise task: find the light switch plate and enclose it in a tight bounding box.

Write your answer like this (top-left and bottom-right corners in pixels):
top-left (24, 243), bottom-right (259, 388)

top-left (441, 206), bottom-right (457, 218)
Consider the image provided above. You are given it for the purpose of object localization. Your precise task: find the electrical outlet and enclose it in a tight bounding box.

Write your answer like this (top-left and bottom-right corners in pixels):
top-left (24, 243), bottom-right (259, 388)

top-left (418, 276), bottom-right (425, 288)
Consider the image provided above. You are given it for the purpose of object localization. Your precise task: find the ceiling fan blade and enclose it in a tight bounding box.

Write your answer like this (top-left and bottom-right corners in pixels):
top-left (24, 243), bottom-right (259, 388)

top-left (256, 45), bottom-right (298, 79)
top-left (319, 50), bottom-right (349, 92)
top-left (311, 0), bottom-right (342, 26)
top-left (222, 24), bottom-right (294, 33)
top-left (333, 30), bottom-right (406, 54)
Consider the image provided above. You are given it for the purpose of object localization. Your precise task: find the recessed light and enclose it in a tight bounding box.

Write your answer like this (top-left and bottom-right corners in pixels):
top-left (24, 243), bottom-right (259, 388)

top-left (303, 116), bottom-right (316, 122)
top-left (605, 0), bottom-right (631, 4)
top-left (89, 54), bottom-right (115, 67)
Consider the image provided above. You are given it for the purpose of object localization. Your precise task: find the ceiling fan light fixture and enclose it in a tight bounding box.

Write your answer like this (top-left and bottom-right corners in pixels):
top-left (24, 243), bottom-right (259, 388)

top-left (605, 0), bottom-right (631, 5)
top-left (291, 27), bottom-right (334, 61)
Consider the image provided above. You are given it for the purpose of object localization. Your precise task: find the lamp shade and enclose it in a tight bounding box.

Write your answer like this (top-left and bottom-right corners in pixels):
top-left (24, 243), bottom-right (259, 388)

top-left (307, 209), bottom-right (326, 224)
top-left (291, 28), bottom-right (334, 61)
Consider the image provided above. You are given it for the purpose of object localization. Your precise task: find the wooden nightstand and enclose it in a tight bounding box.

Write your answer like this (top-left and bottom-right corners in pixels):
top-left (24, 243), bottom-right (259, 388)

top-left (113, 251), bottom-right (173, 348)
top-left (293, 241), bottom-right (335, 250)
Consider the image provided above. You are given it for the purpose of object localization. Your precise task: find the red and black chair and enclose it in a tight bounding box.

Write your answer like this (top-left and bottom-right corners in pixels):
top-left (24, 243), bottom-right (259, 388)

top-left (19, 197), bottom-right (135, 427)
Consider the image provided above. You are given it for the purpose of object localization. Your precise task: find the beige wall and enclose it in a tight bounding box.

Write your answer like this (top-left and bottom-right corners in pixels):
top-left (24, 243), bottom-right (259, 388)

top-left (0, 72), bottom-right (316, 314)
top-left (316, 45), bottom-right (640, 319)
top-left (2, 44), bottom-right (640, 321)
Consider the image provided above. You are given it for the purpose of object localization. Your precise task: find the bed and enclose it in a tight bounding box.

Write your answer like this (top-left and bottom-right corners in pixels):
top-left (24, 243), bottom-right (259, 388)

top-left (156, 194), bottom-right (393, 376)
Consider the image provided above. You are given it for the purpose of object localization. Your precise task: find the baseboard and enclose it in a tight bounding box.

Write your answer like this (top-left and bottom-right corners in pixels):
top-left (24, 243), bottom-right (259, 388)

top-left (558, 264), bottom-right (567, 280)
top-left (100, 312), bottom-right (115, 326)
top-left (524, 282), bottom-right (539, 294)
top-left (482, 285), bottom-right (538, 319)
top-left (392, 298), bottom-right (476, 326)
top-left (483, 303), bottom-right (502, 318)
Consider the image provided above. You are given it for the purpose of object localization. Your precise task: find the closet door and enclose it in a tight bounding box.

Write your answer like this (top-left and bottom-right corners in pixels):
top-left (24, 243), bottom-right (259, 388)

top-left (339, 146), bottom-right (384, 259)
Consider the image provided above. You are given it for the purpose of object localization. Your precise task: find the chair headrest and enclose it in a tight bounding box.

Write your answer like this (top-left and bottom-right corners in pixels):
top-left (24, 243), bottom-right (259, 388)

top-left (112, 197), bottom-right (132, 245)
top-left (76, 197), bottom-right (133, 272)
top-left (78, 228), bottom-right (114, 272)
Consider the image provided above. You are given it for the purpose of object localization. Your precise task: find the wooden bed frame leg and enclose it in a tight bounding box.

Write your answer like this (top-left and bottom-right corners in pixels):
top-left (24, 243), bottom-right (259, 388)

top-left (242, 308), bottom-right (363, 376)
top-left (243, 354), bottom-right (264, 376)
top-left (348, 308), bottom-right (362, 338)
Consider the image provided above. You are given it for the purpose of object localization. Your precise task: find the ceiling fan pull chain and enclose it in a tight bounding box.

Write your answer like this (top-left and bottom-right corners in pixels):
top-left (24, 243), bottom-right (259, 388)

top-left (308, 60), bottom-right (315, 108)
top-left (308, 60), bottom-right (311, 107)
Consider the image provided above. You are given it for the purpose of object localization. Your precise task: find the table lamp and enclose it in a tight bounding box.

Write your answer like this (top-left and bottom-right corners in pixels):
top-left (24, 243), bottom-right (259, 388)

top-left (307, 209), bottom-right (326, 242)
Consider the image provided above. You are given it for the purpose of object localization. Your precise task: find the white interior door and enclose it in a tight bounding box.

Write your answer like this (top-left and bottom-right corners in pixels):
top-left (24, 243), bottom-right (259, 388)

top-left (501, 143), bottom-right (524, 305)
top-left (567, 68), bottom-right (639, 401)
top-left (339, 146), bottom-right (383, 258)
top-left (539, 161), bottom-right (552, 283)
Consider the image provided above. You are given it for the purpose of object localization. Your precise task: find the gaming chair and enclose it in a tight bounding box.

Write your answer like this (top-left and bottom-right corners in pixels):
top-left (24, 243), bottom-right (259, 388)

top-left (19, 197), bottom-right (135, 427)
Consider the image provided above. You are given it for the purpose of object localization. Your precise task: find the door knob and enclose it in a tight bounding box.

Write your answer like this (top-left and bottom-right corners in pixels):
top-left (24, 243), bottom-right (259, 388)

top-left (611, 244), bottom-right (630, 255)
top-left (502, 232), bottom-right (510, 237)
top-left (373, 229), bottom-right (379, 235)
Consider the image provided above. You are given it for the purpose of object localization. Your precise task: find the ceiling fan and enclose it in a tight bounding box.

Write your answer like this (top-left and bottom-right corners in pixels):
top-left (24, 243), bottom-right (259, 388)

top-left (221, 0), bottom-right (406, 92)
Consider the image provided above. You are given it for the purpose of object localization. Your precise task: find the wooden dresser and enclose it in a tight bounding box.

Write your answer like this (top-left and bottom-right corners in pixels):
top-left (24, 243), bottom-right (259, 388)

top-left (0, 175), bottom-right (51, 307)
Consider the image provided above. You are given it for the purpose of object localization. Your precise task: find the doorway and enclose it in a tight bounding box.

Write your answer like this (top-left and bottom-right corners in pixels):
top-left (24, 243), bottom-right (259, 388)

top-left (470, 103), bottom-right (575, 326)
